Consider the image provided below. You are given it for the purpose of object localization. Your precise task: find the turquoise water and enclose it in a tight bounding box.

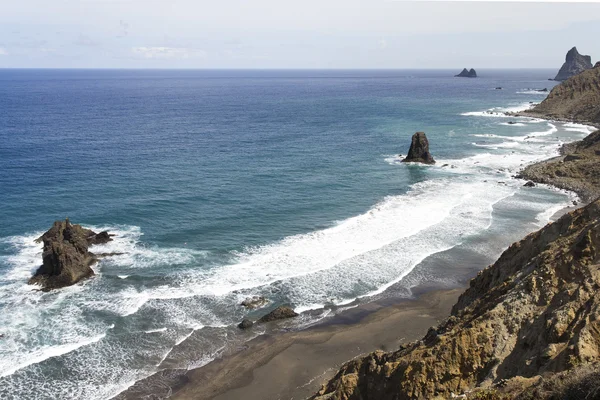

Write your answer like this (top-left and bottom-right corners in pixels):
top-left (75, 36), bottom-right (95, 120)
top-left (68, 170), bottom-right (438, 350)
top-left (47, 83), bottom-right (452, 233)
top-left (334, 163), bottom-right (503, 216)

top-left (0, 69), bottom-right (595, 399)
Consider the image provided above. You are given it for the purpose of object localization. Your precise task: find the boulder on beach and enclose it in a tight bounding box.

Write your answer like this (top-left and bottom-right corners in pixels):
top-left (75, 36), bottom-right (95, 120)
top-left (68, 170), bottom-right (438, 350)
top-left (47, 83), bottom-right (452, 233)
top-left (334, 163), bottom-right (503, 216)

top-left (401, 132), bottom-right (435, 164)
top-left (237, 319), bottom-right (254, 330)
top-left (523, 181), bottom-right (536, 187)
top-left (257, 306), bottom-right (299, 323)
top-left (455, 68), bottom-right (477, 78)
top-left (28, 219), bottom-right (114, 291)
top-left (554, 47), bottom-right (593, 81)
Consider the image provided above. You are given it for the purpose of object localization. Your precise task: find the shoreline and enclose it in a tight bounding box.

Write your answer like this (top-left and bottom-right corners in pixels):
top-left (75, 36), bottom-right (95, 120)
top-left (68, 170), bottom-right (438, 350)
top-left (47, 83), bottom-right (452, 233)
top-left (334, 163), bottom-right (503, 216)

top-left (117, 286), bottom-right (464, 400)
top-left (113, 108), bottom-right (599, 400)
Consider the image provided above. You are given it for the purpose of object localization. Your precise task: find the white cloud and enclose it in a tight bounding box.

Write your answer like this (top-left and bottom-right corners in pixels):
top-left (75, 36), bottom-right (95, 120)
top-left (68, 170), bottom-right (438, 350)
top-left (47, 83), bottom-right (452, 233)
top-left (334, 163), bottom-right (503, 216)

top-left (0, 47), bottom-right (7, 56)
top-left (131, 46), bottom-right (206, 60)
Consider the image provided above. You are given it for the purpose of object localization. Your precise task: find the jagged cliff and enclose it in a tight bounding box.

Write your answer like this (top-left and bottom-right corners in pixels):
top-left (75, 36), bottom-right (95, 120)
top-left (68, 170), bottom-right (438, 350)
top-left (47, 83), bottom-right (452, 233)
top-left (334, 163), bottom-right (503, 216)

top-left (524, 63), bottom-right (600, 124)
top-left (554, 47), bottom-right (593, 81)
top-left (311, 197), bottom-right (600, 399)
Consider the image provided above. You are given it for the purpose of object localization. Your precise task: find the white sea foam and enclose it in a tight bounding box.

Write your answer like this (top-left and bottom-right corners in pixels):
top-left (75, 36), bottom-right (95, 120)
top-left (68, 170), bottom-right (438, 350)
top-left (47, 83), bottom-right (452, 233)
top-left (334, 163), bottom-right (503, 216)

top-left (460, 102), bottom-right (534, 118)
top-left (516, 89), bottom-right (550, 95)
top-left (563, 122), bottom-right (597, 134)
top-left (0, 329), bottom-right (109, 378)
top-left (499, 122), bottom-right (526, 127)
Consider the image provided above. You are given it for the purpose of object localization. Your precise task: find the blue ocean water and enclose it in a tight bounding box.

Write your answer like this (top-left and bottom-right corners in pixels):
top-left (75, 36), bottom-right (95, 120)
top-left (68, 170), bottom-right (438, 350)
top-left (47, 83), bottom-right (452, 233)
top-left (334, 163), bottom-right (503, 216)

top-left (0, 69), bottom-right (595, 399)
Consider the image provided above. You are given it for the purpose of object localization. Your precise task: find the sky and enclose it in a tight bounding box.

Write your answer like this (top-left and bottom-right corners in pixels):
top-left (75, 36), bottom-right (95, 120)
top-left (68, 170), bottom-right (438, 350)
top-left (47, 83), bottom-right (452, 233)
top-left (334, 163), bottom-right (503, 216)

top-left (1, 0), bottom-right (599, 69)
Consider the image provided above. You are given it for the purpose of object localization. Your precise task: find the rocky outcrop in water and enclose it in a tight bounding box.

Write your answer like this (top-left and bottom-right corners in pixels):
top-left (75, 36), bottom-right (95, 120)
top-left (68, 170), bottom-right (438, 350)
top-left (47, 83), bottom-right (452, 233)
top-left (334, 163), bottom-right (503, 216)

top-left (28, 219), bottom-right (113, 290)
top-left (401, 132), bottom-right (435, 164)
top-left (520, 65), bottom-right (600, 125)
top-left (312, 197), bottom-right (600, 400)
top-left (554, 47), bottom-right (593, 81)
top-left (241, 296), bottom-right (268, 309)
top-left (455, 68), bottom-right (477, 78)
top-left (257, 306), bottom-right (298, 323)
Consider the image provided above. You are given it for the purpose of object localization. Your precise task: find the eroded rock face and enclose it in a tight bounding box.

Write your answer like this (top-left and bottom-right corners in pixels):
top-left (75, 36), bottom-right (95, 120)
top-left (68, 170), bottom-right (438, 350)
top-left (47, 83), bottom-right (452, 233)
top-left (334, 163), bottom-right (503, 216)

top-left (455, 68), bottom-right (477, 78)
top-left (312, 199), bottom-right (600, 400)
top-left (28, 219), bottom-right (113, 290)
top-left (401, 132), bottom-right (435, 164)
top-left (554, 47), bottom-right (593, 81)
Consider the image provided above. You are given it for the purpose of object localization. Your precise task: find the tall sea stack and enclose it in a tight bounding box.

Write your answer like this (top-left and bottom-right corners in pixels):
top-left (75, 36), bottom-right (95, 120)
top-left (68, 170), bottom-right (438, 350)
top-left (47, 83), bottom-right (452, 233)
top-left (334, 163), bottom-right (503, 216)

top-left (29, 219), bottom-right (114, 290)
top-left (401, 132), bottom-right (435, 164)
top-left (554, 47), bottom-right (593, 81)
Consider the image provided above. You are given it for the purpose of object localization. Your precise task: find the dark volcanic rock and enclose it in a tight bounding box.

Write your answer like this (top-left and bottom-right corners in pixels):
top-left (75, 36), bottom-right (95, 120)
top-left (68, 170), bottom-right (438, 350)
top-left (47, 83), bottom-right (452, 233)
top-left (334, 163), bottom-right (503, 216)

top-left (455, 68), bottom-right (477, 78)
top-left (29, 219), bottom-right (114, 290)
top-left (257, 306), bottom-right (298, 323)
top-left (237, 319), bottom-right (254, 329)
top-left (87, 231), bottom-right (113, 246)
top-left (554, 47), bottom-right (593, 81)
top-left (401, 132), bottom-right (435, 164)
top-left (523, 181), bottom-right (536, 187)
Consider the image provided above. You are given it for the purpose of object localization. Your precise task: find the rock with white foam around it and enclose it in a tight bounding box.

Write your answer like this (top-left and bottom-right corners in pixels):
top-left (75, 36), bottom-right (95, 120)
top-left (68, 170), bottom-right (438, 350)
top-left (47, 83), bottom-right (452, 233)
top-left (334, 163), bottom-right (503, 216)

top-left (401, 132), bottom-right (435, 164)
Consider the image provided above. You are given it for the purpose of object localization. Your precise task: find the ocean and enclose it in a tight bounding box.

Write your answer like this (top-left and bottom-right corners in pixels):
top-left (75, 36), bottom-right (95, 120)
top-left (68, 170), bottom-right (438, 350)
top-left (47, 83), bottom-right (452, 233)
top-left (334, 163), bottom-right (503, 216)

top-left (0, 69), bottom-right (595, 399)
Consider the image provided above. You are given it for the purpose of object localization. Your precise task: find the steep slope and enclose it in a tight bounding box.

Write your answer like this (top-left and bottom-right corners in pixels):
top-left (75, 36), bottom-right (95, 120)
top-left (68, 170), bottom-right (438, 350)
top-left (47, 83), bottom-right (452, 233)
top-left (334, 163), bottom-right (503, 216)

top-left (524, 64), bottom-right (600, 124)
top-left (311, 199), bottom-right (600, 400)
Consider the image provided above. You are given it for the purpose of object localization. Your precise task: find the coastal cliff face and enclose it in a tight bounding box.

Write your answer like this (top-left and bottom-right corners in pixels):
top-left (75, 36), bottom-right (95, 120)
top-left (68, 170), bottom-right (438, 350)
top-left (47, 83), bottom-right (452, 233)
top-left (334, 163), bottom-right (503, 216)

top-left (554, 47), bottom-right (593, 81)
top-left (311, 198), bottom-right (600, 399)
top-left (526, 64), bottom-right (600, 124)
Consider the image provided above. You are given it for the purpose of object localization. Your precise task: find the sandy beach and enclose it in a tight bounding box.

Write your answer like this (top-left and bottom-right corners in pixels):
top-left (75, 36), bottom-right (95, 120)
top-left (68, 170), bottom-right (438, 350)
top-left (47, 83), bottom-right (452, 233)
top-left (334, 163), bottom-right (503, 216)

top-left (117, 287), bottom-right (462, 400)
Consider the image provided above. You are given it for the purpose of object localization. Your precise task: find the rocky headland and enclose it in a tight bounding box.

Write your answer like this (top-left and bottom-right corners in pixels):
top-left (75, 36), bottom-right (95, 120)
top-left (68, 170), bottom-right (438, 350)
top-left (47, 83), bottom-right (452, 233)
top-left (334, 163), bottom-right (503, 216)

top-left (401, 132), bottom-right (435, 164)
top-left (517, 129), bottom-right (600, 202)
top-left (455, 68), bottom-right (477, 78)
top-left (28, 219), bottom-right (114, 290)
top-left (519, 62), bottom-right (600, 125)
top-left (554, 47), bottom-right (593, 81)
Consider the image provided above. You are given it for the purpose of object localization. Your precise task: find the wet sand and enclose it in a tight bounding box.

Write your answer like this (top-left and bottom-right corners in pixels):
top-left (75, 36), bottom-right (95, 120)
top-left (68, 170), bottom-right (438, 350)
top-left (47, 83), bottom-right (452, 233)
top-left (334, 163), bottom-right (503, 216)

top-left (119, 288), bottom-right (462, 400)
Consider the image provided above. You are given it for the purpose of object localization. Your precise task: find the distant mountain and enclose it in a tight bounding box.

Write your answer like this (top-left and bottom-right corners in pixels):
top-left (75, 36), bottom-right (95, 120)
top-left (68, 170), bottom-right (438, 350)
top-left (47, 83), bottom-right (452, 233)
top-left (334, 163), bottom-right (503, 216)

top-left (554, 47), bottom-right (593, 81)
top-left (455, 68), bottom-right (477, 78)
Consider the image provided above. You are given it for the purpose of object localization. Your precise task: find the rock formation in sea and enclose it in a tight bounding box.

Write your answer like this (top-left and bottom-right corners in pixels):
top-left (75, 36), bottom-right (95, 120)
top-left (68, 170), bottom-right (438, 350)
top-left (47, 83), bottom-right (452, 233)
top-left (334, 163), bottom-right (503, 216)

top-left (401, 132), bottom-right (435, 164)
top-left (311, 196), bottom-right (600, 399)
top-left (257, 306), bottom-right (298, 323)
top-left (28, 219), bottom-right (113, 290)
top-left (554, 47), bottom-right (593, 81)
top-left (520, 65), bottom-right (600, 124)
top-left (455, 68), bottom-right (477, 78)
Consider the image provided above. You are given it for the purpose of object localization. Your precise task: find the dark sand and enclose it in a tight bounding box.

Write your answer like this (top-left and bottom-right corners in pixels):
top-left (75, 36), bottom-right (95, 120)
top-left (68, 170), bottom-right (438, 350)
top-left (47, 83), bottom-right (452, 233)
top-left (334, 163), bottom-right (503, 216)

top-left (118, 288), bottom-right (462, 400)
top-left (180, 288), bottom-right (461, 400)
